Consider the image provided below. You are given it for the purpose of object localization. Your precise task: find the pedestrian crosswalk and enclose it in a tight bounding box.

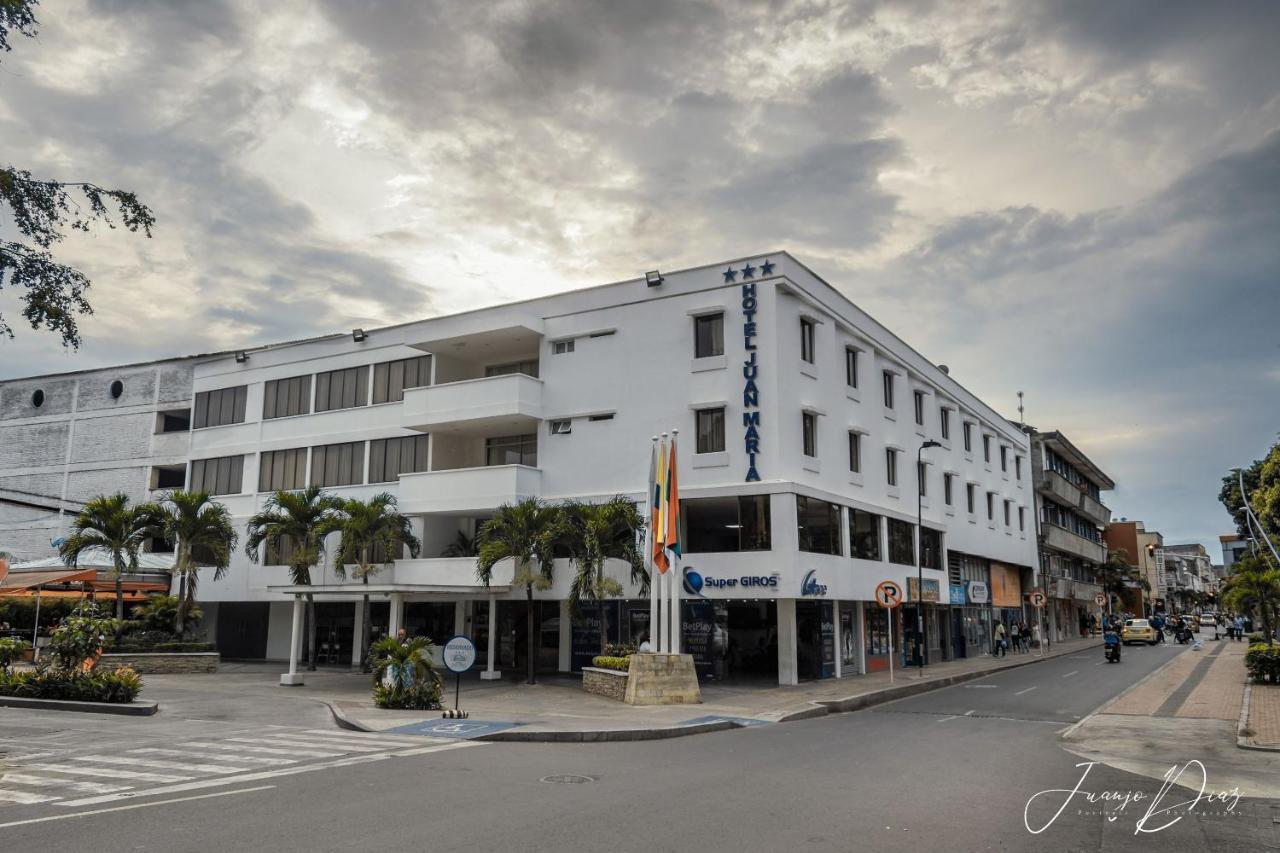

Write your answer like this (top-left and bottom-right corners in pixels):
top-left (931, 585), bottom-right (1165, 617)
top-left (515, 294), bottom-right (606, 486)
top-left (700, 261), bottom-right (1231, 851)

top-left (0, 727), bottom-right (473, 810)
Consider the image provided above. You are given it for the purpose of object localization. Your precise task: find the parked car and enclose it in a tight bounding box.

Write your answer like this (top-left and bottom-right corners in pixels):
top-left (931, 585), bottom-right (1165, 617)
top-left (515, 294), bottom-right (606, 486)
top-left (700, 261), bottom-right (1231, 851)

top-left (1122, 618), bottom-right (1158, 645)
top-left (1198, 614), bottom-right (1217, 629)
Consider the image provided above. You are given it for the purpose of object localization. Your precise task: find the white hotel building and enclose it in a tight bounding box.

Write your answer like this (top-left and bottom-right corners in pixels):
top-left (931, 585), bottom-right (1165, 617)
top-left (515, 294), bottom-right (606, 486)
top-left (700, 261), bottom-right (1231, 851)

top-left (1, 253), bottom-right (1038, 685)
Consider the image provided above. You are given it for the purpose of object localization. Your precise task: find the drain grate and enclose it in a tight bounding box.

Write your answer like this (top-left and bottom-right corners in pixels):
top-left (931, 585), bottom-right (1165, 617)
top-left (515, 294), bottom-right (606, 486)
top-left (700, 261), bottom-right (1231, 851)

top-left (540, 774), bottom-right (595, 784)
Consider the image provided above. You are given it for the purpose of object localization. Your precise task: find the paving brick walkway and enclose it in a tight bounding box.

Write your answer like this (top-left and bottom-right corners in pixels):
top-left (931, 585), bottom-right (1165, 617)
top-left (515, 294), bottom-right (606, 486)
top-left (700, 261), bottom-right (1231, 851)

top-left (1248, 679), bottom-right (1280, 747)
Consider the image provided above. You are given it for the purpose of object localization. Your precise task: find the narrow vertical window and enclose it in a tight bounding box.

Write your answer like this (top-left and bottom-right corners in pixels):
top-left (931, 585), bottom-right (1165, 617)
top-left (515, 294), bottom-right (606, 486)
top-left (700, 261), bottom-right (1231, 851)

top-left (983, 434), bottom-right (991, 463)
top-left (940, 408), bottom-right (950, 440)
top-left (966, 483), bottom-right (975, 514)
top-left (800, 318), bottom-right (816, 364)
top-left (802, 412), bottom-right (817, 457)
top-left (845, 348), bottom-right (858, 388)
top-left (886, 448), bottom-right (898, 487)
top-left (963, 422), bottom-right (972, 452)
top-left (944, 473), bottom-right (953, 506)
top-left (848, 431), bottom-right (861, 473)
top-left (913, 390), bottom-right (924, 426)
top-left (883, 372), bottom-right (894, 409)
top-left (694, 314), bottom-right (724, 359)
top-left (917, 461), bottom-right (927, 496)
top-left (695, 407), bottom-right (725, 454)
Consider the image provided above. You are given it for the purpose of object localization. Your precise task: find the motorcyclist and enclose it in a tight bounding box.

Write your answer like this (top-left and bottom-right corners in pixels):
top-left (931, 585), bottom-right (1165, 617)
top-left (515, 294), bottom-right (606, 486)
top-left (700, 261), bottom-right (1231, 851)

top-left (1103, 624), bottom-right (1121, 662)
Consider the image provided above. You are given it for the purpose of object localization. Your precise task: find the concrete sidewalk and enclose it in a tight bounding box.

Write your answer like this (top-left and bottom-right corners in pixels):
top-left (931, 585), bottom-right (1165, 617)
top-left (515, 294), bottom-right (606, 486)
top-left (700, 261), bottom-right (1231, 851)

top-left (322, 636), bottom-right (1102, 741)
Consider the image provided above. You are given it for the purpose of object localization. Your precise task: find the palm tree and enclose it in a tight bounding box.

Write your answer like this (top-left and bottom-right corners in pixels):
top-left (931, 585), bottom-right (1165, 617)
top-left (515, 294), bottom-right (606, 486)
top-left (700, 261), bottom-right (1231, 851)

top-left (476, 498), bottom-right (563, 685)
top-left (1221, 555), bottom-right (1280, 646)
top-left (245, 487), bottom-right (342, 671)
top-left (1098, 548), bottom-right (1145, 614)
top-left (59, 493), bottom-right (158, 638)
top-left (562, 496), bottom-right (648, 654)
top-left (368, 635), bottom-right (441, 698)
top-left (153, 490), bottom-right (237, 636)
top-left (332, 493), bottom-right (420, 668)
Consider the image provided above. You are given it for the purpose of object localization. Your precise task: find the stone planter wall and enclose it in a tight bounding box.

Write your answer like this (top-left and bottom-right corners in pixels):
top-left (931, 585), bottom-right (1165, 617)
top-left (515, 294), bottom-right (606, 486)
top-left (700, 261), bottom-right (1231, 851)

top-left (582, 666), bottom-right (628, 701)
top-left (624, 653), bottom-right (701, 705)
top-left (99, 652), bottom-right (220, 674)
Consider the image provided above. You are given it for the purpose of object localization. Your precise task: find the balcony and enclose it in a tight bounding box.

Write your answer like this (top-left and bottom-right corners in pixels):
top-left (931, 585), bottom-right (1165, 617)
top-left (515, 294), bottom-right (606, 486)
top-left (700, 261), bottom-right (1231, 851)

top-left (397, 464), bottom-right (542, 514)
top-left (1038, 469), bottom-right (1111, 526)
top-left (1042, 523), bottom-right (1107, 565)
top-left (401, 373), bottom-right (543, 434)
top-left (390, 556), bottom-right (514, 589)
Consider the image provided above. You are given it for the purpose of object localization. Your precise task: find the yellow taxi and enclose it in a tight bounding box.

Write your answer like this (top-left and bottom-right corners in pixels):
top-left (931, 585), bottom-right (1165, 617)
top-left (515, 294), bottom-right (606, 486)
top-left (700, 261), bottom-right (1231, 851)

top-left (1122, 618), bottom-right (1158, 645)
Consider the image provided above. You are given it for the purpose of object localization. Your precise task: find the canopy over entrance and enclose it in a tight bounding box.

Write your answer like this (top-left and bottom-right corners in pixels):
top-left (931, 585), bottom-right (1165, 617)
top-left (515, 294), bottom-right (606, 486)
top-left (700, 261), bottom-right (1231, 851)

top-left (0, 567), bottom-right (97, 594)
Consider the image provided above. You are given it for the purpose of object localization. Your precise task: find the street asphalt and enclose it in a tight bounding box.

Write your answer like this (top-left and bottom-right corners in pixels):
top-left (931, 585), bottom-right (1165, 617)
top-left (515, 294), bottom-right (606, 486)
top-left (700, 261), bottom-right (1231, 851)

top-left (2, 641), bottom-right (1278, 852)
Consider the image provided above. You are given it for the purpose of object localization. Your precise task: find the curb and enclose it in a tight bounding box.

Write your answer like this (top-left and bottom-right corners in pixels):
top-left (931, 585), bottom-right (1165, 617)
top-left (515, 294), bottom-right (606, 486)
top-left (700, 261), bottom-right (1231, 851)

top-left (328, 644), bottom-right (1102, 743)
top-left (1236, 680), bottom-right (1280, 752)
top-left (0, 695), bottom-right (158, 716)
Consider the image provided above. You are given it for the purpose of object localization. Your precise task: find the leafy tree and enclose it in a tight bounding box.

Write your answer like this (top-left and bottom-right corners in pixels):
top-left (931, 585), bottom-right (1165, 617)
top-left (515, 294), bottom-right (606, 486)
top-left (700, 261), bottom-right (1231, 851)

top-left (47, 600), bottom-right (116, 670)
top-left (1098, 547), bottom-right (1148, 613)
top-left (153, 490), bottom-right (236, 635)
top-left (244, 487), bottom-right (342, 671)
top-left (59, 493), bottom-right (159, 636)
top-left (1221, 555), bottom-right (1280, 647)
top-left (331, 493), bottom-right (420, 667)
top-left (1219, 438), bottom-right (1280, 554)
top-left (562, 497), bottom-right (647, 654)
top-left (476, 499), bottom-right (564, 685)
top-left (131, 594), bottom-right (203, 634)
top-left (440, 529), bottom-right (478, 558)
top-left (368, 635), bottom-right (441, 710)
top-left (0, 1), bottom-right (155, 349)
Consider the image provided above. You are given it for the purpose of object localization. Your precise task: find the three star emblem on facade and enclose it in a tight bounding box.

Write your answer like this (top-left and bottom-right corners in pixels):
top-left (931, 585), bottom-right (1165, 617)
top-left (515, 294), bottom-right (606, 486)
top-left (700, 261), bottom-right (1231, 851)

top-left (724, 259), bottom-right (775, 283)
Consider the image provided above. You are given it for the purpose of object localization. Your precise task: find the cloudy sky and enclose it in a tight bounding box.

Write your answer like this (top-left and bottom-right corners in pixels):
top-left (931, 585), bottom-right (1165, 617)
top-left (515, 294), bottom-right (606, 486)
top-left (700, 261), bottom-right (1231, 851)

top-left (2, 0), bottom-right (1278, 553)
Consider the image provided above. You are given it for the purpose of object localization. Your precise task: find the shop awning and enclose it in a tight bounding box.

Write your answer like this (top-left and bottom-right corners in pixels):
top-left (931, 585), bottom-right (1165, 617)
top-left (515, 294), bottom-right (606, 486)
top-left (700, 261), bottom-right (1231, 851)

top-left (268, 583), bottom-right (510, 597)
top-left (0, 567), bottom-right (98, 593)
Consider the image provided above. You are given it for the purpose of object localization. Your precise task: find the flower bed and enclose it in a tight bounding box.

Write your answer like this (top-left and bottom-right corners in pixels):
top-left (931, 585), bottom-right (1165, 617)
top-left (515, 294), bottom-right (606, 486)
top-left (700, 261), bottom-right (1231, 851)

top-left (0, 666), bottom-right (142, 703)
top-left (1246, 643), bottom-right (1280, 683)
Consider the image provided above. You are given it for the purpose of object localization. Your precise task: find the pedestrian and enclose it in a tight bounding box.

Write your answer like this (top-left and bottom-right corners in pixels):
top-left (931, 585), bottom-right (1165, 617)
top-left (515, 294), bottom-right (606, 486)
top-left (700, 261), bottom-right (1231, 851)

top-left (1009, 620), bottom-right (1020, 654)
top-left (1153, 614), bottom-right (1165, 644)
top-left (1234, 615), bottom-right (1245, 641)
top-left (1079, 613), bottom-right (1089, 638)
top-left (994, 621), bottom-right (1007, 657)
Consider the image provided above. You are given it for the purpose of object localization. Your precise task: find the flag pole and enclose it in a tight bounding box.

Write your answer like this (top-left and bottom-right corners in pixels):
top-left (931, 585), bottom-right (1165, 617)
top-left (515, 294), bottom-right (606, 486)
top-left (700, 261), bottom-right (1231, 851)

top-left (670, 429), bottom-right (681, 655)
top-left (648, 436), bottom-right (660, 653)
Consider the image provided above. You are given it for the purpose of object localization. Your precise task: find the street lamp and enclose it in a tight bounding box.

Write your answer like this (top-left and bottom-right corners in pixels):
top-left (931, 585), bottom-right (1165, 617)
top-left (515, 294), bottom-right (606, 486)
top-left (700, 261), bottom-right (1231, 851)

top-left (917, 439), bottom-right (943, 676)
top-left (1235, 467), bottom-right (1280, 565)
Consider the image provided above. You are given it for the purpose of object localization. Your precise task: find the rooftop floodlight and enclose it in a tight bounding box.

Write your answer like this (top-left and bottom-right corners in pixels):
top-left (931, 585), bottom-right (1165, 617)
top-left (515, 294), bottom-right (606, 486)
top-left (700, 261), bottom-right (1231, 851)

top-left (234, 351), bottom-right (249, 363)
top-left (352, 328), bottom-right (367, 343)
top-left (645, 270), bottom-right (664, 287)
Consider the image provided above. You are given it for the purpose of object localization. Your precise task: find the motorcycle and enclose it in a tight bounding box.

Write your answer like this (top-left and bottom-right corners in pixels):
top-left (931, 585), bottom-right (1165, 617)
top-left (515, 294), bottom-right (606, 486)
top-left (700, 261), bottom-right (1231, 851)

top-left (1175, 625), bottom-right (1193, 644)
top-left (1104, 630), bottom-right (1121, 663)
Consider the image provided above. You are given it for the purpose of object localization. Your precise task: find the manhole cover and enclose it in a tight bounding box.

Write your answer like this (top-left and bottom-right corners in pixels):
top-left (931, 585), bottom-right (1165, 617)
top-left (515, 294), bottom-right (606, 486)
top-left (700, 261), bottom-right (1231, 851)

top-left (540, 774), bottom-right (595, 784)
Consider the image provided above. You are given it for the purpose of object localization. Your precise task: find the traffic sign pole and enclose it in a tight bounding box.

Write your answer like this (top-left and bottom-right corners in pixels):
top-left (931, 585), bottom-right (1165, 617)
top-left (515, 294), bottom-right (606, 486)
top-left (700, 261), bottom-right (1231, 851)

top-left (875, 581), bottom-right (904, 685)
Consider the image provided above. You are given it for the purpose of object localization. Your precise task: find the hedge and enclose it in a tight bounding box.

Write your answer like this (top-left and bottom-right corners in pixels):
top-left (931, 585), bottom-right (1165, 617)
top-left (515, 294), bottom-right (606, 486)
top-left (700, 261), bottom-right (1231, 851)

top-left (1245, 643), bottom-right (1280, 684)
top-left (108, 640), bottom-right (216, 653)
top-left (591, 655), bottom-right (631, 672)
top-left (0, 666), bottom-right (143, 703)
top-left (373, 681), bottom-right (441, 710)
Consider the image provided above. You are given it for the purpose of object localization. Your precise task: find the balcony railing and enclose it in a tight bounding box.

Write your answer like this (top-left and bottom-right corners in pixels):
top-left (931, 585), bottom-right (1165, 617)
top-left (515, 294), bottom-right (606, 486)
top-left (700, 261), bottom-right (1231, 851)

top-left (1042, 523), bottom-right (1107, 565)
top-left (396, 464), bottom-right (542, 514)
top-left (401, 373), bottom-right (543, 433)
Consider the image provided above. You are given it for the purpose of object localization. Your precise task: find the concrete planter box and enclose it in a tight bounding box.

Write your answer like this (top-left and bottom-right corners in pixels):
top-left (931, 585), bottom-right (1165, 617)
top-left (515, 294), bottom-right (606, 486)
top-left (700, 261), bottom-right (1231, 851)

top-left (100, 652), bottom-right (220, 674)
top-left (582, 654), bottom-right (702, 705)
top-left (0, 695), bottom-right (157, 716)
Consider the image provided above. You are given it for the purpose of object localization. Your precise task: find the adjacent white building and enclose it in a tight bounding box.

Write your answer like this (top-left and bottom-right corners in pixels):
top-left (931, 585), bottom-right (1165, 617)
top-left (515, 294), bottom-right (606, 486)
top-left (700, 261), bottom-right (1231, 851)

top-left (1, 253), bottom-right (1037, 684)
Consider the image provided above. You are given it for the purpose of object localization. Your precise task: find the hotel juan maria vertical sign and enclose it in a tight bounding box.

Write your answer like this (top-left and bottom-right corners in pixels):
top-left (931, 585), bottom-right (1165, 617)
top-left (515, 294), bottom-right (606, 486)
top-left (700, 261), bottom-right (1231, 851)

top-left (723, 258), bottom-right (773, 483)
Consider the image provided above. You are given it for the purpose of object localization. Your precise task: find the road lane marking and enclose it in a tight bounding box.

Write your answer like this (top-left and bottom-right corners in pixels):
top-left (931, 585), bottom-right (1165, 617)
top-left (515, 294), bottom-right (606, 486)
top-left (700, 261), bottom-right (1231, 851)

top-left (299, 730), bottom-right (430, 747)
top-left (0, 789), bottom-right (60, 805)
top-left (2, 774), bottom-right (131, 795)
top-left (130, 748), bottom-right (297, 766)
top-left (1014, 686), bottom-right (1038, 696)
top-left (1061, 670), bottom-right (1079, 678)
top-left (0, 785), bottom-right (274, 829)
top-left (962, 684), bottom-right (997, 689)
top-left (964, 710), bottom-right (976, 716)
top-left (936, 716), bottom-right (957, 722)
top-left (70, 756), bottom-right (248, 775)
top-left (56, 740), bottom-right (480, 807)
top-left (261, 735), bottom-right (395, 753)
top-left (185, 741), bottom-right (343, 759)
top-left (25, 764), bottom-right (190, 783)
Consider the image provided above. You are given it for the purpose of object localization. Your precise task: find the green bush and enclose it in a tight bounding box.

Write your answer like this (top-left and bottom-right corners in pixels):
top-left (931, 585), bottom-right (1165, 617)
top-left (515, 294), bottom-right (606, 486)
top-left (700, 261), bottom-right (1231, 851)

top-left (373, 681), bottom-right (441, 710)
top-left (0, 665), bottom-right (143, 703)
top-left (47, 602), bottom-right (117, 669)
top-left (108, 640), bottom-right (215, 653)
top-left (1245, 643), bottom-right (1280, 684)
top-left (0, 598), bottom-right (80, 632)
top-left (591, 655), bottom-right (631, 672)
top-left (0, 637), bottom-right (31, 672)
top-left (1249, 632), bottom-right (1266, 644)
top-left (604, 642), bottom-right (638, 657)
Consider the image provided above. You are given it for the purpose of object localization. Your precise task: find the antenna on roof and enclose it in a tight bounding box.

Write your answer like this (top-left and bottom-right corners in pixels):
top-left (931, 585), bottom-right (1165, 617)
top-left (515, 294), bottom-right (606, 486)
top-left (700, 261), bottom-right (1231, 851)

top-left (1017, 391), bottom-right (1024, 429)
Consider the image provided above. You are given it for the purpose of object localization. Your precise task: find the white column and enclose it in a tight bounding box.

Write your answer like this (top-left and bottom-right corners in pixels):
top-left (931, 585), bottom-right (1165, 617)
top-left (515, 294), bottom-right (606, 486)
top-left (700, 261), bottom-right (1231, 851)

top-left (280, 596), bottom-right (305, 686)
top-left (481, 595), bottom-right (501, 680)
top-left (558, 599), bottom-right (572, 672)
top-left (388, 593), bottom-right (404, 639)
top-left (454, 600), bottom-right (466, 636)
top-left (671, 559), bottom-right (682, 655)
top-left (856, 602), bottom-right (868, 675)
top-left (351, 600), bottom-right (365, 668)
top-left (776, 598), bottom-right (799, 686)
top-left (833, 603), bottom-right (843, 679)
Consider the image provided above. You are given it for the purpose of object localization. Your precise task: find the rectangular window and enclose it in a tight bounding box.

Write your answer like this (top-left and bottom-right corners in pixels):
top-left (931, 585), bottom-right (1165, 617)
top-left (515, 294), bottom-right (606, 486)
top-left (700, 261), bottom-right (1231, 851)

top-left (188, 455), bottom-right (244, 496)
top-left (263, 375), bottom-right (312, 420)
top-left (257, 448), bottom-right (307, 492)
top-left (1019, 506), bottom-right (1026, 531)
top-left (797, 495), bottom-right (841, 555)
top-left (485, 434), bottom-right (537, 467)
top-left (372, 355), bottom-right (432, 404)
top-left (917, 461), bottom-right (927, 497)
top-left (963, 422), bottom-right (972, 452)
top-left (1015, 455), bottom-right (1022, 480)
top-left (1004, 500), bottom-right (1012, 526)
top-left (694, 313), bottom-right (724, 359)
top-left (368, 435), bottom-right (429, 483)
top-left (913, 390), bottom-right (925, 426)
top-left (848, 431), bottom-right (861, 474)
top-left (684, 495), bottom-right (771, 552)
top-left (849, 508), bottom-right (881, 561)
top-left (158, 410), bottom-right (191, 434)
top-left (845, 348), bottom-right (858, 388)
top-left (1000, 445), bottom-right (1008, 472)
top-left (966, 483), bottom-right (976, 514)
top-left (310, 441), bottom-right (366, 488)
top-left (920, 527), bottom-right (942, 570)
top-left (940, 408), bottom-right (950, 440)
top-left (800, 318), bottom-right (816, 364)
top-left (315, 366), bottom-right (369, 413)
top-left (192, 386), bottom-right (247, 429)
top-left (887, 518), bottom-right (914, 566)
top-left (883, 372), bottom-right (895, 408)
top-left (986, 492), bottom-right (995, 520)
top-left (553, 340), bottom-right (575, 354)
top-left (695, 407), bottom-right (725, 454)
top-left (588, 413), bottom-right (614, 422)
top-left (944, 473), bottom-right (954, 506)
top-left (802, 412), bottom-right (817, 457)
top-left (549, 419), bottom-right (572, 435)
top-left (264, 534), bottom-right (297, 567)
top-left (484, 359), bottom-right (539, 378)
top-left (982, 434), bottom-right (991, 463)
top-left (886, 448), bottom-right (898, 487)
top-left (154, 465), bottom-right (186, 489)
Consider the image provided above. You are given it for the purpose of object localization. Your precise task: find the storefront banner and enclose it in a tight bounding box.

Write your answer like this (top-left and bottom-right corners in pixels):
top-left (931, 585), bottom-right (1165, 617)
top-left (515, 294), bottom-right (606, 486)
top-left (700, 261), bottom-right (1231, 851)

top-left (906, 577), bottom-right (940, 602)
top-left (967, 581), bottom-right (990, 605)
top-left (949, 584), bottom-right (967, 606)
top-left (989, 563), bottom-right (1023, 608)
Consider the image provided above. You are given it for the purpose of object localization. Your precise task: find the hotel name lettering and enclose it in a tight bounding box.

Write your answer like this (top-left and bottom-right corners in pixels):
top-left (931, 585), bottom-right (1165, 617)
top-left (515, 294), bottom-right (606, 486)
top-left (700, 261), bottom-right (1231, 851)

top-left (742, 282), bottom-right (761, 482)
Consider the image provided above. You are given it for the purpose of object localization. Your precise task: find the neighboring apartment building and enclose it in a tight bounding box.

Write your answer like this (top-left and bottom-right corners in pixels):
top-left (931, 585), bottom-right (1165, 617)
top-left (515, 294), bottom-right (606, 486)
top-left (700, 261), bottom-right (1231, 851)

top-left (1164, 543), bottom-right (1217, 608)
top-left (0, 253), bottom-right (1037, 685)
top-left (1029, 430), bottom-right (1114, 640)
top-left (1104, 519), bottom-right (1163, 616)
top-left (1221, 533), bottom-right (1250, 569)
